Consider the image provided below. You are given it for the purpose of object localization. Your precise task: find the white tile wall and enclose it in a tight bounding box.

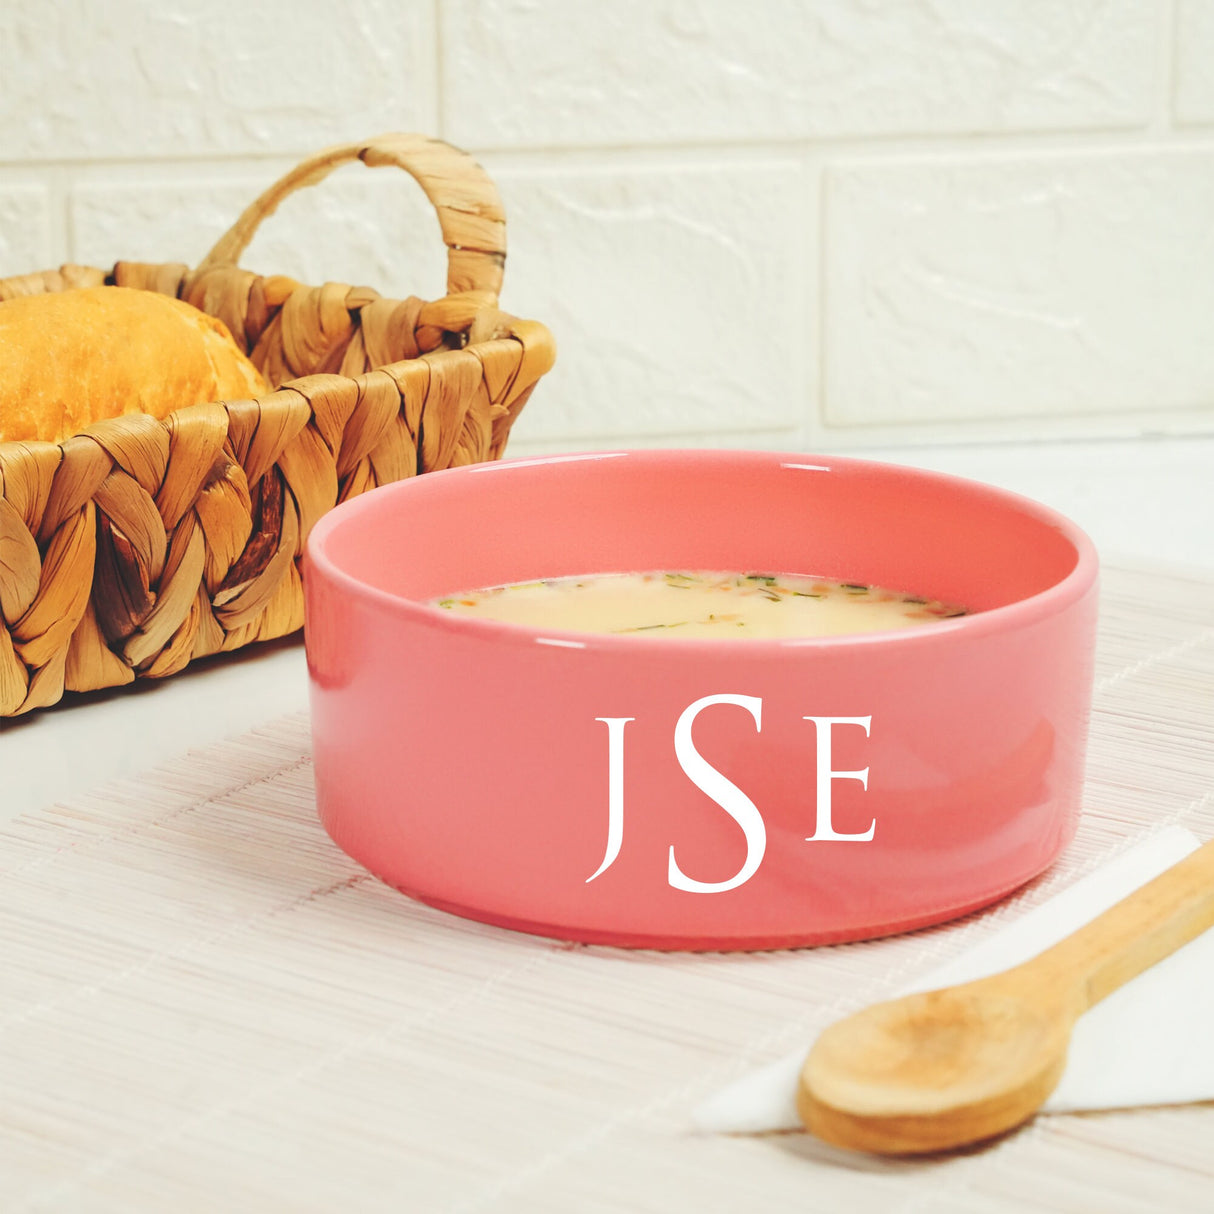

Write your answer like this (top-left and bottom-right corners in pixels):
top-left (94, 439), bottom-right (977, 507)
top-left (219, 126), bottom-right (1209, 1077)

top-left (488, 158), bottom-right (810, 441)
top-left (824, 147), bottom-right (1214, 433)
top-left (443, 0), bottom-right (1160, 147)
top-left (2, 0), bottom-right (1213, 450)
top-left (0, 1), bottom-right (438, 160)
top-left (71, 169), bottom-right (449, 301)
top-left (0, 184), bottom-right (55, 278)
top-left (1174, 0), bottom-right (1214, 124)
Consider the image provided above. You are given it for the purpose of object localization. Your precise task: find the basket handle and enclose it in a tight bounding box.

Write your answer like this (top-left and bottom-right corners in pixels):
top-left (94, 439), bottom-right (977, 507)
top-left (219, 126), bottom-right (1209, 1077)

top-left (193, 134), bottom-right (506, 302)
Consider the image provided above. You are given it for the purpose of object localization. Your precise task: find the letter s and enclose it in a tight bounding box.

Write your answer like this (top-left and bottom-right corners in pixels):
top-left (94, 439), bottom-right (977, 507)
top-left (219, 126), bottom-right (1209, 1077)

top-left (668, 694), bottom-right (766, 893)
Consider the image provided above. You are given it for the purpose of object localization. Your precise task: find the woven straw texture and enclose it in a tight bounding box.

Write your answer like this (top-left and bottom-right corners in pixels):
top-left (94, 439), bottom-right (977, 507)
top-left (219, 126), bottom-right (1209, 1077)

top-left (0, 134), bottom-right (555, 716)
top-left (1, 561), bottom-right (1212, 1212)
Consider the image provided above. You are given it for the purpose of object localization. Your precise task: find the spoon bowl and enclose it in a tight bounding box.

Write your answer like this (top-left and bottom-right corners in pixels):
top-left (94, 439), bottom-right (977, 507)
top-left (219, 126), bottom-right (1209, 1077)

top-left (800, 982), bottom-right (1078, 1154)
top-left (797, 835), bottom-right (1214, 1154)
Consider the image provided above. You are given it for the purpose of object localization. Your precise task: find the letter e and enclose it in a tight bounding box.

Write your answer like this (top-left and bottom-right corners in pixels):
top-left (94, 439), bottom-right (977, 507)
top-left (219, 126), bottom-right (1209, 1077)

top-left (803, 716), bottom-right (875, 842)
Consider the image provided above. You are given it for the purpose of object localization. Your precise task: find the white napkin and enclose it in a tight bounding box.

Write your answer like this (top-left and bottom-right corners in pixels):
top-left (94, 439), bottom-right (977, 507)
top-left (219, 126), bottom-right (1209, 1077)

top-left (693, 827), bottom-right (1214, 1134)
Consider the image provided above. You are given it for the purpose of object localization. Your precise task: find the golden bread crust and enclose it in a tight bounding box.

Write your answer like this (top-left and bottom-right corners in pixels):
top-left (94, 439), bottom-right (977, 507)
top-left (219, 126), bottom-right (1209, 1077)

top-left (0, 285), bottom-right (267, 444)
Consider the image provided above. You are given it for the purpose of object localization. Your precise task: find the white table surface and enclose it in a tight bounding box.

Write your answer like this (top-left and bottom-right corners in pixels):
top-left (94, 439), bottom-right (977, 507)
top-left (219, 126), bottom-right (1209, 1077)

top-left (2, 433), bottom-right (1211, 824)
top-left (4, 555), bottom-right (1213, 1212)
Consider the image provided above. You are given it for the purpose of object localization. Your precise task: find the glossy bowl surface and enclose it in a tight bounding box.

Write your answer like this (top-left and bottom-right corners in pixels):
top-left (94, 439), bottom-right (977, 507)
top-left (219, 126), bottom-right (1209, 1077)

top-left (304, 449), bottom-right (1098, 950)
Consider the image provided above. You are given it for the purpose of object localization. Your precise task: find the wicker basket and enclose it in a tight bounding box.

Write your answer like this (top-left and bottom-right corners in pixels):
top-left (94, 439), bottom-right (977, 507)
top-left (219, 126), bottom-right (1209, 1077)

top-left (0, 134), bottom-right (555, 716)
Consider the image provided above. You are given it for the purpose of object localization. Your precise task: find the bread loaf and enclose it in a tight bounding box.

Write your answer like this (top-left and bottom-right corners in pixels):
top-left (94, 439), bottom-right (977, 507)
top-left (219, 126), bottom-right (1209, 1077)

top-left (0, 285), bottom-right (267, 444)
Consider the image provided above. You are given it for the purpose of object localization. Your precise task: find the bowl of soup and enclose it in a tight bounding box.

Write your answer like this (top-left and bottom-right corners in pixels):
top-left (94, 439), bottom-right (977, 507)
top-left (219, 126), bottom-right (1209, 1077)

top-left (304, 449), bottom-right (1098, 950)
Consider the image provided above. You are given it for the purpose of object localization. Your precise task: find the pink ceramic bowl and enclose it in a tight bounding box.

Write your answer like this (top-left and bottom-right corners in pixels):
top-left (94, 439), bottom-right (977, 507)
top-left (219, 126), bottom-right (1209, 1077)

top-left (304, 449), bottom-right (1098, 950)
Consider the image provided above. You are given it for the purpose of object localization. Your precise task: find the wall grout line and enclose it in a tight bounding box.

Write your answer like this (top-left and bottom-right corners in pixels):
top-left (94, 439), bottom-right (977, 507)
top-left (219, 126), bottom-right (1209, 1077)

top-left (1162, 0), bottom-right (1181, 132)
top-left (9, 127), bottom-right (1214, 180)
top-left (433, 0), bottom-right (447, 142)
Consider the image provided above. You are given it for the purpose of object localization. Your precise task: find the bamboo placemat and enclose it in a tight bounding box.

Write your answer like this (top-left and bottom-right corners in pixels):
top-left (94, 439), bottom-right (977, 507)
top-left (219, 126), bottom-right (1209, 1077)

top-left (2, 562), bottom-right (1213, 1213)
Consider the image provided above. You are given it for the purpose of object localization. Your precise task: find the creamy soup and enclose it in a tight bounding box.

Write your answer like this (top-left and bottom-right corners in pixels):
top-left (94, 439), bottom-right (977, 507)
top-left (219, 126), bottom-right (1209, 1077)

top-left (431, 572), bottom-right (967, 639)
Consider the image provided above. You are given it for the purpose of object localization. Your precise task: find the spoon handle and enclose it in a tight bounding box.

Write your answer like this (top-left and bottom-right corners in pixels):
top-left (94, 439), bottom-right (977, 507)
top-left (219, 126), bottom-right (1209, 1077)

top-left (1027, 836), bottom-right (1214, 1012)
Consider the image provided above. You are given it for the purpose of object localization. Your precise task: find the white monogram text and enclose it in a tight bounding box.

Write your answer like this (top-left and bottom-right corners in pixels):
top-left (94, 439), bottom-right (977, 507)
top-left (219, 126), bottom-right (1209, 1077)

top-left (589, 696), bottom-right (874, 892)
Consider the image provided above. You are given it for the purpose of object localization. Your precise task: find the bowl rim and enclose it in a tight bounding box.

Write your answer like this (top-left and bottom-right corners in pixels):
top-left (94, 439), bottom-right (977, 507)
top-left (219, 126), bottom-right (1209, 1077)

top-left (305, 448), bottom-right (1100, 654)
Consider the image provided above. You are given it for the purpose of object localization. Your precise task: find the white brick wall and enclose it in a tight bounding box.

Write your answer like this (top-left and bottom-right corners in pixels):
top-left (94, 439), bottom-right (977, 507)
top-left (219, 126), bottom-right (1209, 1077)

top-left (1175, 0), bottom-right (1214, 123)
top-left (824, 148), bottom-right (1214, 433)
top-left (487, 159), bottom-right (811, 441)
top-left (442, 0), bottom-right (1160, 145)
top-left (70, 170), bottom-right (449, 301)
top-left (2, 0), bottom-right (1212, 452)
top-left (0, 184), bottom-right (55, 276)
top-left (0, 1), bottom-right (438, 161)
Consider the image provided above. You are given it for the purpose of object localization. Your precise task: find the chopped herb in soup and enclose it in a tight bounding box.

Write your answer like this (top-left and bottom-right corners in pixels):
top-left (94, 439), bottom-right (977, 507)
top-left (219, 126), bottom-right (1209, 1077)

top-left (431, 572), bottom-right (967, 638)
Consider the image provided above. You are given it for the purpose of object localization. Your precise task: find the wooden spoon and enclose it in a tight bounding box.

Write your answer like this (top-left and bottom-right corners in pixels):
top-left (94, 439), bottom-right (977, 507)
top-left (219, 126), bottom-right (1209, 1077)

top-left (798, 836), bottom-right (1214, 1155)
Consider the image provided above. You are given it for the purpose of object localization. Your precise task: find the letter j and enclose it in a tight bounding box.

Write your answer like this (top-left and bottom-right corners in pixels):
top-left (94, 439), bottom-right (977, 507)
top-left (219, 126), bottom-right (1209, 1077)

top-left (587, 717), bottom-right (635, 882)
